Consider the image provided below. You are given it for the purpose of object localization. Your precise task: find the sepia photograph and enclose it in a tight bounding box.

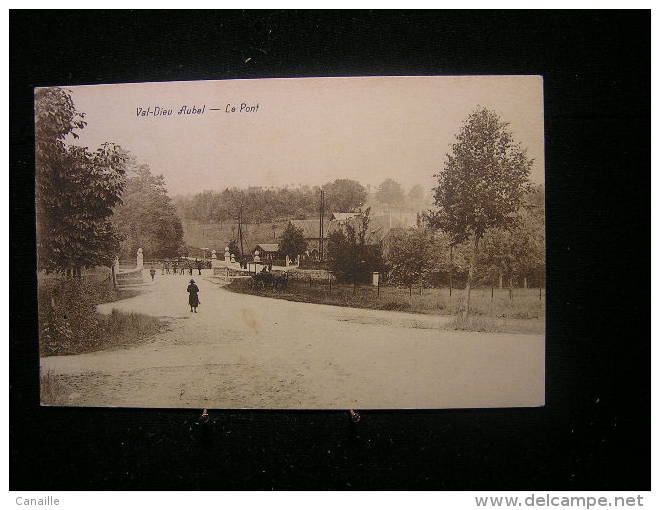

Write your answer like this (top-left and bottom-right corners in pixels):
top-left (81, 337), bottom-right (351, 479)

top-left (36, 76), bottom-right (545, 409)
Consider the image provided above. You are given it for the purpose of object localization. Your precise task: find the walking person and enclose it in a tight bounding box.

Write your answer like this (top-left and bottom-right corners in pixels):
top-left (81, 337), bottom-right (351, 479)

top-left (196, 258), bottom-right (202, 275)
top-left (172, 261), bottom-right (177, 275)
top-left (150, 267), bottom-right (156, 281)
top-left (187, 279), bottom-right (200, 313)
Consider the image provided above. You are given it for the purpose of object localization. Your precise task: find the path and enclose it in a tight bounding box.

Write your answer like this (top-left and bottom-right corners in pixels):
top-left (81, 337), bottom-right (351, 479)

top-left (41, 270), bottom-right (545, 409)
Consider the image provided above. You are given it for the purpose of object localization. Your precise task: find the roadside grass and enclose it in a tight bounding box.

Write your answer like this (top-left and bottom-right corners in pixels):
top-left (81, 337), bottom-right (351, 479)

top-left (40, 370), bottom-right (70, 406)
top-left (226, 278), bottom-right (544, 316)
top-left (38, 276), bottom-right (164, 356)
top-left (226, 278), bottom-right (545, 334)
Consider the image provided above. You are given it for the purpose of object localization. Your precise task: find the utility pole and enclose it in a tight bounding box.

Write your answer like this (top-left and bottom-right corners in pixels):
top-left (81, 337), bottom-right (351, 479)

top-left (238, 202), bottom-right (244, 258)
top-left (319, 189), bottom-right (325, 262)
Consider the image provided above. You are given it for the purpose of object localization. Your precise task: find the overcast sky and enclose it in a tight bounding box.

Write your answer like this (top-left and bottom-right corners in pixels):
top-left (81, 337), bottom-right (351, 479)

top-left (64, 76), bottom-right (544, 196)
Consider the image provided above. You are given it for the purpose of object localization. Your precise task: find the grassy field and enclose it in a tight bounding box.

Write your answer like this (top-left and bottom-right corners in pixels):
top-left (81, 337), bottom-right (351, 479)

top-left (226, 278), bottom-right (545, 334)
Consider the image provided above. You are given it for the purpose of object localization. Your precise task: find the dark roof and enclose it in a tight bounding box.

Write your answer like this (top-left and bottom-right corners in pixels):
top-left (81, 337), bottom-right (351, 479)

top-left (253, 243), bottom-right (279, 253)
top-left (330, 212), bottom-right (361, 222)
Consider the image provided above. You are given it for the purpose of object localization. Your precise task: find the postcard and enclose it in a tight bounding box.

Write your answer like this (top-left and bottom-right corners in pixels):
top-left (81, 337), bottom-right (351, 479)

top-left (36, 76), bottom-right (545, 409)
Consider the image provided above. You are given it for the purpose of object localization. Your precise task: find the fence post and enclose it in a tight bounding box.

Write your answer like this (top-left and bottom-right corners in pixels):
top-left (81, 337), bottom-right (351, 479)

top-left (490, 285), bottom-right (494, 316)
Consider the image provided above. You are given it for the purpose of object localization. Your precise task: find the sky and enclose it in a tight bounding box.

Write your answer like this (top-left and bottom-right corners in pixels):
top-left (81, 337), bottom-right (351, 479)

top-left (61, 76), bottom-right (545, 196)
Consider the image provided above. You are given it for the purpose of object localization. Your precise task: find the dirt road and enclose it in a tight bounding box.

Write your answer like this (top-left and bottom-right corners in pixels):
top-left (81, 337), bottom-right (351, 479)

top-left (41, 270), bottom-right (544, 409)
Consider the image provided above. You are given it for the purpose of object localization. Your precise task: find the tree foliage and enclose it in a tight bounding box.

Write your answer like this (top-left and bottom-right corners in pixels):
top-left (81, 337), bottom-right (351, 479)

top-left (375, 178), bottom-right (406, 208)
top-left (407, 184), bottom-right (426, 205)
top-left (228, 239), bottom-right (240, 257)
top-left (176, 178), bottom-right (368, 225)
top-left (327, 209), bottom-right (385, 284)
top-left (429, 107), bottom-right (534, 316)
top-left (112, 159), bottom-right (185, 260)
top-left (478, 185), bottom-right (545, 287)
top-left (35, 87), bottom-right (128, 271)
top-left (430, 107), bottom-right (533, 243)
top-left (385, 227), bottom-right (441, 290)
top-left (278, 222), bottom-right (308, 259)
top-left (322, 179), bottom-right (367, 212)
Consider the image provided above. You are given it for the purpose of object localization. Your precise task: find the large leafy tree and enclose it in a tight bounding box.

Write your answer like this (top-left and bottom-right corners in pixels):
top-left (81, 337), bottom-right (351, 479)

top-left (35, 87), bottom-right (127, 273)
top-left (375, 178), bottom-right (406, 208)
top-left (429, 107), bottom-right (533, 318)
top-left (112, 159), bottom-right (184, 260)
top-left (322, 179), bottom-right (367, 212)
top-left (278, 222), bottom-right (307, 259)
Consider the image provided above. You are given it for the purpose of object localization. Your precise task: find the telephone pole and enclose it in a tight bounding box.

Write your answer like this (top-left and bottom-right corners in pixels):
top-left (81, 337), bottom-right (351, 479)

top-left (319, 190), bottom-right (323, 261)
top-left (237, 202), bottom-right (244, 258)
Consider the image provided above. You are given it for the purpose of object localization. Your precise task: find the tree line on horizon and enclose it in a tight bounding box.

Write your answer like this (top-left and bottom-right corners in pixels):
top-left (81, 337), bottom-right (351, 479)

top-left (173, 178), bottom-right (431, 226)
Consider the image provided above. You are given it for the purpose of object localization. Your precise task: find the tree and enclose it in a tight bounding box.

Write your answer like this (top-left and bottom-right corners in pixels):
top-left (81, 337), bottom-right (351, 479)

top-left (385, 227), bottom-right (439, 300)
top-left (112, 159), bottom-right (184, 260)
top-left (375, 178), bottom-right (405, 208)
top-left (228, 239), bottom-right (240, 258)
top-left (407, 184), bottom-right (425, 207)
top-left (35, 87), bottom-right (128, 273)
top-left (278, 222), bottom-right (307, 259)
top-left (429, 107), bottom-right (533, 318)
top-left (322, 179), bottom-right (367, 212)
top-left (480, 186), bottom-right (545, 293)
top-left (327, 209), bottom-right (385, 291)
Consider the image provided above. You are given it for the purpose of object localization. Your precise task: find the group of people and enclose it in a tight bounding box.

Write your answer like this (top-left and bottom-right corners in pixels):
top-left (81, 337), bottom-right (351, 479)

top-left (159, 259), bottom-right (204, 276)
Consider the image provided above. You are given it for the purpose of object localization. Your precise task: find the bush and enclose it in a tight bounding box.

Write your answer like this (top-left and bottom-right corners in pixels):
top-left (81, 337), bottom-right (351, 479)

top-left (380, 301), bottom-right (409, 311)
top-left (448, 314), bottom-right (500, 333)
top-left (40, 370), bottom-right (69, 406)
top-left (38, 276), bottom-right (162, 355)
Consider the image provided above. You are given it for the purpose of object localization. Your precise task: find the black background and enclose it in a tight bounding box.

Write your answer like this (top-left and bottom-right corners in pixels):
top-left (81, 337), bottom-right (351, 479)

top-left (10, 10), bottom-right (650, 490)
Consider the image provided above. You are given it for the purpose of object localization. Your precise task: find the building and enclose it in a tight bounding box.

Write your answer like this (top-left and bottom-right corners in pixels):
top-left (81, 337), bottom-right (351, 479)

top-left (329, 212), bottom-right (361, 223)
top-left (251, 243), bottom-right (279, 261)
top-left (289, 219), bottom-right (331, 259)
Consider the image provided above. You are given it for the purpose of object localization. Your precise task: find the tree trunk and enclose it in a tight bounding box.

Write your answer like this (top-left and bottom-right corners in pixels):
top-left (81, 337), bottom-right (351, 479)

top-left (509, 278), bottom-right (513, 301)
top-left (409, 285), bottom-right (413, 307)
top-left (499, 272), bottom-right (503, 289)
top-left (523, 276), bottom-right (528, 289)
top-left (462, 234), bottom-right (479, 320)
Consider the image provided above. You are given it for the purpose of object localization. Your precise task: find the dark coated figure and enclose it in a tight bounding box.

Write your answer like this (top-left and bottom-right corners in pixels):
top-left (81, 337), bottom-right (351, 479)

top-left (187, 279), bottom-right (200, 313)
